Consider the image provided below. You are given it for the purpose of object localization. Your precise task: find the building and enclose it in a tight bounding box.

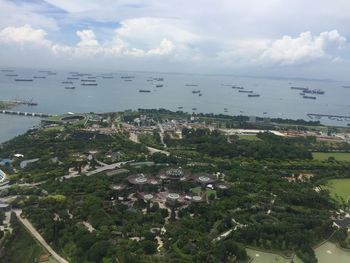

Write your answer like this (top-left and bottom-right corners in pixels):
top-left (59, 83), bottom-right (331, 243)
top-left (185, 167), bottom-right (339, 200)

top-left (0, 203), bottom-right (11, 212)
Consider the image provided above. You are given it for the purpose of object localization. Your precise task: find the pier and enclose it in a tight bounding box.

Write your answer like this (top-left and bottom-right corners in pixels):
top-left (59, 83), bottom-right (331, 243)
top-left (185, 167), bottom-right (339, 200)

top-left (0, 110), bottom-right (54, 118)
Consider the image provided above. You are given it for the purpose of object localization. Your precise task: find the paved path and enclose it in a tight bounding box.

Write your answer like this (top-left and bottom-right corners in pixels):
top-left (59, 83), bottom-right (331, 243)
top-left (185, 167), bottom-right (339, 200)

top-left (14, 209), bottom-right (69, 263)
top-left (86, 160), bottom-right (133, 176)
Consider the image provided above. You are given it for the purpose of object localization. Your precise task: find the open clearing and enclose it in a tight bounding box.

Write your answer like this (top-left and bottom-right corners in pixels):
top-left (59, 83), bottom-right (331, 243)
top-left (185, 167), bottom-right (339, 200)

top-left (312, 152), bottom-right (350, 161)
top-left (324, 178), bottom-right (350, 202)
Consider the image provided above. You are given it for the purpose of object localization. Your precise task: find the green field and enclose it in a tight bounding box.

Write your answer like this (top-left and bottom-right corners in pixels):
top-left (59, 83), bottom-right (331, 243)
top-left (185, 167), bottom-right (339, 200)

top-left (238, 135), bottom-right (260, 141)
top-left (324, 178), bottom-right (350, 202)
top-left (191, 187), bottom-right (216, 197)
top-left (312, 152), bottom-right (350, 161)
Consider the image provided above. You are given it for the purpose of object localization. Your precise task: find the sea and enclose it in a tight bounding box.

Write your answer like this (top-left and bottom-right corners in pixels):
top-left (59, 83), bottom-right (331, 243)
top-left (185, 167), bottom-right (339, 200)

top-left (1, 68), bottom-right (350, 143)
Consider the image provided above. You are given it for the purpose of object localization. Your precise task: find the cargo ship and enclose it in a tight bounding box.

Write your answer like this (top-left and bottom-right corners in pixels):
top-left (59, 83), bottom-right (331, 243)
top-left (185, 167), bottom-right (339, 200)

top-left (303, 89), bottom-right (325, 95)
top-left (82, 83), bottom-right (98, 86)
top-left (303, 95), bottom-right (316, 99)
top-left (139, 89), bottom-right (151, 93)
top-left (248, 94), bottom-right (260, 97)
top-left (239, 90), bottom-right (253, 93)
top-left (232, 86), bottom-right (244, 90)
top-left (291, 86), bottom-right (307, 90)
top-left (65, 86), bottom-right (76, 90)
top-left (192, 90), bottom-right (201, 94)
top-left (15, 79), bottom-right (33, 81)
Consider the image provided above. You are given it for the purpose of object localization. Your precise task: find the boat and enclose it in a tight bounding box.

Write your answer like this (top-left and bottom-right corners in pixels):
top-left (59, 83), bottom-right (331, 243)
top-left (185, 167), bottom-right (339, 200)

top-left (154, 78), bottom-right (164, 81)
top-left (81, 79), bottom-right (96, 82)
top-left (15, 79), bottom-right (33, 81)
top-left (303, 95), bottom-right (316, 99)
top-left (65, 86), bottom-right (76, 90)
top-left (290, 86), bottom-right (307, 90)
top-left (342, 85), bottom-right (350, 88)
top-left (192, 90), bottom-right (201, 94)
top-left (139, 89), bottom-right (151, 93)
top-left (62, 81), bottom-right (73, 84)
top-left (156, 84), bottom-right (163, 88)
top-left (198, 93), bottom-right (202, 96)
top-left (81, 83), bottom-right (98, 86)
top-left (304, 88), bottom-right (325, 95)
top-left (67, 77), bottom-right (79, 80)
top-left (185, 84), bottom-right (198, 87)
top-left (1, 69), bottom-right (14, 72)
top-left (232, 86), bottom-right (244, 90)
top-left (192, 108), bottom-right (197, 111)
top-left (178, 106), bottom-right (183, 109)
top-left (87, 76), bottom-right (96, 79)
top-left (248, 94), bottom-right (260, 97)
top-left (238, 90), bottom-right (253, 93)
top-left (300, 92), bottom-right (305, 95)
top-left (33, 76), bottom-right (46, 79)
top-left (5, 74), bottom-right (18, 77)
top-left (102, 76), bottom-right (114, 79)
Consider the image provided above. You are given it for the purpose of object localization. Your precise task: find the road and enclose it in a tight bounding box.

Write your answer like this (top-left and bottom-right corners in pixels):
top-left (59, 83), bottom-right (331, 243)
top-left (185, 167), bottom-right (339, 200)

top-left (157, 123), bottom-right (167, 148)
top-left (14, 209), bottom-right (69, 263)
top-left (86, 160), bottom-right (133, 176)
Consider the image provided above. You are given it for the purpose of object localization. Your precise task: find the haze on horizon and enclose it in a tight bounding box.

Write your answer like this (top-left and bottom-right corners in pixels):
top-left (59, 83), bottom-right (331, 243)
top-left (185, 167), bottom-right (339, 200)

top-left (0, 0), bottom-right (350, 80)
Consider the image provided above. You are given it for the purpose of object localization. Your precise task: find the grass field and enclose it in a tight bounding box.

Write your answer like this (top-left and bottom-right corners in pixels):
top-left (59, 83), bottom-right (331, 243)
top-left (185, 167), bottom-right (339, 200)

top-left (324, 178), bottom-right (350, 202)
top-left (238, 135), bottom-right (260, 141)
top-left (312, 152), bottom-right (350, 161)
top-left (191, 187), bottom-right (216, 197)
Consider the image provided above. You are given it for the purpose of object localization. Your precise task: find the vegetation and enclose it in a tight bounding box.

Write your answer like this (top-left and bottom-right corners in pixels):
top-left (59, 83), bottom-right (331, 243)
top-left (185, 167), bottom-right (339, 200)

top-left (1, 214), bottom-right (45, 263)
top-left (312, 152), bottom-right (350, 162)
top-left (1, 110), bottom-right (350, 262)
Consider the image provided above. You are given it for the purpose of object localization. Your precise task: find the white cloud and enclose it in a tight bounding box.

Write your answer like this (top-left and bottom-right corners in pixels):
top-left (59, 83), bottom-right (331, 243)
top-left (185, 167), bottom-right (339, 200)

top-left (0, 24), bottom-right (51, 47)
top-left (76, 30), bottom-right (99, 47)
top-left (0, 0), bottom-right (58, 30)
top-left (219, 30), bottom-right (347, 66)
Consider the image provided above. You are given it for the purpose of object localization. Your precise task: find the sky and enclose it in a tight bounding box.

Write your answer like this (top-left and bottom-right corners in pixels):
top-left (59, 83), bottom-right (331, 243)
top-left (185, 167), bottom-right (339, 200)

top-left (0, 0), bottom-right (350, 79)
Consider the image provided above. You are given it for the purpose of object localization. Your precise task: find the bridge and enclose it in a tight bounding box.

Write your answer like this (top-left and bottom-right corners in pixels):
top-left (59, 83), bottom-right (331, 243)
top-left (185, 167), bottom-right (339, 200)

top-left (0, 110), bottom-right (54, 118)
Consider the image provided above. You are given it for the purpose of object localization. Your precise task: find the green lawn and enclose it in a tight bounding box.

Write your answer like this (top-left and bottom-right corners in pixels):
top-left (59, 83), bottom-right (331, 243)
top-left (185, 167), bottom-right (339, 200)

top-left (191, 187), bottom-right (216, 197)
top-left (324, 178), bottom-right (350, 202)
top-left (312, 152), bottom-right (350, 161)
top-left (238, 135), bottom-right (260, 141)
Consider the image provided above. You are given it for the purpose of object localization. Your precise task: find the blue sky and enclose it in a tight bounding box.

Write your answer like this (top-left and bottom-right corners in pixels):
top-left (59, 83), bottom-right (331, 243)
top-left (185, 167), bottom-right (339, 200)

top-left (0, 0), bottom-right (350, 79)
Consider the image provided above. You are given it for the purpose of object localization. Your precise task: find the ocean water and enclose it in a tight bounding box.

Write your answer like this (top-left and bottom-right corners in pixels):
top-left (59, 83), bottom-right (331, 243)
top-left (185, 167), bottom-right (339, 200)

top-left (1, 68), bottom-right (350, 143)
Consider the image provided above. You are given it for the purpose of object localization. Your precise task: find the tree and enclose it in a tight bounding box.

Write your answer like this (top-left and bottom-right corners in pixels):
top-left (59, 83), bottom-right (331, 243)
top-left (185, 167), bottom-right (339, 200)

top-left (141, 240), bottom-right (157, 255)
